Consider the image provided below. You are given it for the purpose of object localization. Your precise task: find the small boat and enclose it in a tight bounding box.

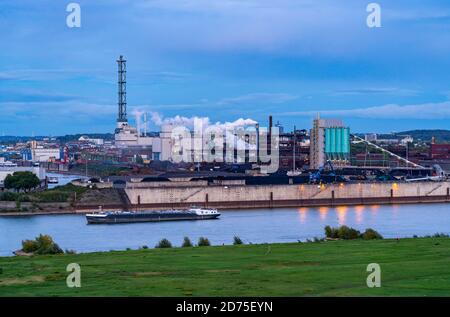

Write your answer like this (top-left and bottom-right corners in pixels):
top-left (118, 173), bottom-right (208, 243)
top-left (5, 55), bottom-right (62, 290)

top-left (48, 177), bottom-right (59, 184)
top-left (86, 207), bottom-right (221, 224)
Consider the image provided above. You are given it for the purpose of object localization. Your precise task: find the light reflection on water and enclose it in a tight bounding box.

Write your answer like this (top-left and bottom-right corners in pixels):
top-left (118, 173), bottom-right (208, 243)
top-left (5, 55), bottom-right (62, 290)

top-left (336, 206), bottom-right (348, 225)
top-left (354, 205), bottom-right (365, 224)
top-left (1, 203), bottom-right (450, 256)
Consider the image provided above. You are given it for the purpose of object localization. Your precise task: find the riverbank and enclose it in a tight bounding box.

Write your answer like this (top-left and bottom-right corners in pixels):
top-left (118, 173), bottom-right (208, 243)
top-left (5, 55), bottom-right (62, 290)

top-left (0, 238), bottom-right (449, 296)
top-left (0, 185), bottom-right (123, 216)
top-left (2, 180), bottom-right (450, 216)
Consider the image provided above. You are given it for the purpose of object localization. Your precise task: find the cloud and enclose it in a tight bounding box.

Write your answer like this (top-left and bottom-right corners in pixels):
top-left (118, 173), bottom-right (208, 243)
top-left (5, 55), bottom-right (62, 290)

top-left (132, 92), bottom-right (297, 113)
top-left (0, 101), bottom-right (116, 121)
top-left (331, 88), bottom-right (420, 97)
top-left (0, 89), bottom-right (80, 103)
top-left (217, 93), bottom-right (298, 105)
top-left (280, 101), bottom-right (450, 120)
top-left (130, 0), bottom-right (363, 55)
top-left (0, 69), bottom-right (99, 82)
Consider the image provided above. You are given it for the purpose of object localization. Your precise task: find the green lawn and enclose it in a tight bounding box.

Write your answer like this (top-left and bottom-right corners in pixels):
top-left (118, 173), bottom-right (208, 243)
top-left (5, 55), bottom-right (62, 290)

top-left (1, 238), bottom-right (450, 296)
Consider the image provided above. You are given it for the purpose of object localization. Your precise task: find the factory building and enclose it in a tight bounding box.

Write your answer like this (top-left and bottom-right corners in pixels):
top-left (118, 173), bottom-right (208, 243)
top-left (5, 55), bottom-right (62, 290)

top-left (278, 128), bottom-right (310, 171)
top-left (309, 115), bottom-right (350, 169)
top-left (27, 141), bottom-right (61, 163)
top-left (113, 56), bottom-right (163, 160)
top-left (78, 136), bottom-right (104, 146)
top-left (430, 137), bottom-right (450, 159)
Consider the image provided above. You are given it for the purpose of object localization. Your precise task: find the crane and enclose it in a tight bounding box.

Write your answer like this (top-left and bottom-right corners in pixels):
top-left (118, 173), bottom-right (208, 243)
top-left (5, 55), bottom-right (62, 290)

top-left (309, 160), bottom-right (336, 184)
top-left (352, 134), bottom-right (426, 169)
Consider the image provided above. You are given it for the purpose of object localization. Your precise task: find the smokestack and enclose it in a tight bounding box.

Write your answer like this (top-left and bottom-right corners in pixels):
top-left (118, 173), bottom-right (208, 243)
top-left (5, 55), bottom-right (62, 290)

top-left (144, 113), bottom-right (148, 136)
top-left (268, 115), bottom-right (273, 156)
top-left (117, 55), bottom-right (127, 125)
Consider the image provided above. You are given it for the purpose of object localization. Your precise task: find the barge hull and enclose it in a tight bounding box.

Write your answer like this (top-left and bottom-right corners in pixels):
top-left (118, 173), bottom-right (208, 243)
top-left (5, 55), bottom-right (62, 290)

top-left (87, 214), bottom-right (219, 224)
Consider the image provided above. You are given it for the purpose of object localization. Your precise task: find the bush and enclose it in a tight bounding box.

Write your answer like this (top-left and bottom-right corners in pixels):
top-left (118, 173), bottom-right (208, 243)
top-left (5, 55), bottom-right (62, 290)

top-left (324, 225), bottom-right (384, 240)
top-left (156, 239), bottom-right (172, 248)
top-left (65, 249), bottom-right (77, 254)
top-left (324, 225), bottom-right (361, 240)
top-left (432, 233), bottom-right (449, 238)
top-left (140, 245), bottom-right (149, 249)
top-left (198, 237), bottom-right (211, 247)
top-left (35, 191), bottom-right (70, 203)
top-left (233, 236), bottom-right (243, 245)
top-left (21, 239), bottom-right (39, 253)
top-left (337, 225), bottom-right (361, 240)
top-left (324, 225), bottom-right (339, 239)
top-left (21, 234), bottom-right (63, 255)
top-left (30, 184), bottom-right (87, 203)
top-left (0, 192), bottom-right (20, 201)
top-left (362, 228), bottom-right (383, 240)
top-left (182, 237), bottom-right (193, 247)
top-left (35, 234), bottom-right (63, 255)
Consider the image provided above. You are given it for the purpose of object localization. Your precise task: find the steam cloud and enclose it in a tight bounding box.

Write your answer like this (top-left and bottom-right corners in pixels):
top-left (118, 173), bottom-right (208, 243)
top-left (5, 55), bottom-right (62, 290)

top-left (149, 112), bottom-right (258, 131)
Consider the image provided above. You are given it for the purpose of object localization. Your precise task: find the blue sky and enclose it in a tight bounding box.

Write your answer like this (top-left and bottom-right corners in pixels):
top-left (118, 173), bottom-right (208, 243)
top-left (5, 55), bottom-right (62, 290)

top-left (2, 0), bottom-right (450, 135)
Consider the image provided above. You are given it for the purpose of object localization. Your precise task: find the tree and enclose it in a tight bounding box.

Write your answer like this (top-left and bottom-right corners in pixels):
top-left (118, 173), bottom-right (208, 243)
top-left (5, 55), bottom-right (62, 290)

top-left (21, 234), bottom-right (63, 255)
top-left (182, 237), bottom-right (193, 247)
top-left (155, 238), bottom-right (172, 248)
top-left (233, 236), bottom-right (243, 245)
top-left (362, 229), bottom-right (383, 240)
top-left (198, 237), bottom-right (211, 247)
top-left (4, 172), bottom-right (40, 192)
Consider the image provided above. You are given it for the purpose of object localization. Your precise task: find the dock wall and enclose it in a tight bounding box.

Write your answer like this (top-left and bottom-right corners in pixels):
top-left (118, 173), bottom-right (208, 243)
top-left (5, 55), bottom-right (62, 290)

top-left (124, 181), bottom-right (450, 210)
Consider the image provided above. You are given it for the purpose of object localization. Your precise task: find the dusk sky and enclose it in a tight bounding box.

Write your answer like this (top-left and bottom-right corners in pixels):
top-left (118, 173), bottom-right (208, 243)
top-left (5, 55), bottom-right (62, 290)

top-left (2, 0), bottom-right (450, 135)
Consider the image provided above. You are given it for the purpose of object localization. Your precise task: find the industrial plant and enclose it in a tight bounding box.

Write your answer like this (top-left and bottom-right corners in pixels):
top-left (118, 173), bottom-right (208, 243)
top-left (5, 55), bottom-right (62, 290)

top-left (1, 56), bottom-right (450, 212)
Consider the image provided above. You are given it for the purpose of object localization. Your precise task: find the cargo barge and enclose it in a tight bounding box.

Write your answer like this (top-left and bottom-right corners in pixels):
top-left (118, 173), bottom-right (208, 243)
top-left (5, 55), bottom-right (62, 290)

top-left (86, 207), bottom-right (220, 224)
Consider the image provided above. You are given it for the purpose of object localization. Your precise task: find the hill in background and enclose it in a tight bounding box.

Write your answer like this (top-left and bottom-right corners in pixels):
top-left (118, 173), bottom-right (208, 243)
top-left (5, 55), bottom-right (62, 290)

top-left (397, 130), bottom-right (450, 143)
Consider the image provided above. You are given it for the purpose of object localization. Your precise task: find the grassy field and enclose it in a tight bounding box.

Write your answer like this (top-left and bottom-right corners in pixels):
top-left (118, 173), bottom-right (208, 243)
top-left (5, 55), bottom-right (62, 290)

top-left (1, 238), bottom-right (450, 296)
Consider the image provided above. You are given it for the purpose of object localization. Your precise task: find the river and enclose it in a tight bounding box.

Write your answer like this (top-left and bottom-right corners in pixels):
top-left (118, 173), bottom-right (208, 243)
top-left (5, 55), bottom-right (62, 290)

top-left (1, 203), bottom-right (449, 256)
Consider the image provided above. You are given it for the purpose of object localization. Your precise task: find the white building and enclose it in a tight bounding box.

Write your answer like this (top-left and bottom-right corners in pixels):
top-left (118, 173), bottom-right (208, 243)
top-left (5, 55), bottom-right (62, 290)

top-left (160, 124), bottom-right (174, 161)
top-left (32, 147), bottom-right (61, 162)
top-left (365, 134), bottom-right (377, 142)
top-left (78, 136), bottom-right (104, 146)
top-left (0, 158), bottom-right (46, 186)
top-left (115, 122), bottom-right (163, 160)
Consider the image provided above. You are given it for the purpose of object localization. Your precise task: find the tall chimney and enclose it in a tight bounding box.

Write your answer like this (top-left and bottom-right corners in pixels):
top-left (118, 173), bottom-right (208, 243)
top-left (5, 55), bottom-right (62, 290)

top-left (117, 55), bottom-right (127, 124)
top-left (268, 115), bottom-right (273, 155)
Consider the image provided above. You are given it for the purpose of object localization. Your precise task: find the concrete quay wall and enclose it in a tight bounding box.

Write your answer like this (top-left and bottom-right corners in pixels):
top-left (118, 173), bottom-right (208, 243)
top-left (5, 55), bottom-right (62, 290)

top-left (124, 181), bottom-right (450, 209)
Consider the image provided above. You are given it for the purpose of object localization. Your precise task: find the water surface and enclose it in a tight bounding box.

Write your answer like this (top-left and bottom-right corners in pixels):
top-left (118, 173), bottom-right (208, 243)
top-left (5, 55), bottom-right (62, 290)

top-left (1, 203), bottom-right (449, 256)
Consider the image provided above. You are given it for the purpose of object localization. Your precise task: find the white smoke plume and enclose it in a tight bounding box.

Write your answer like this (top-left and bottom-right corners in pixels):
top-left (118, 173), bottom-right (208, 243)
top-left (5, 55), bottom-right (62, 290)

top-left (132, 109), bottom-right (147, 136)
top-left (149, 112), bottom-right (257, 131)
